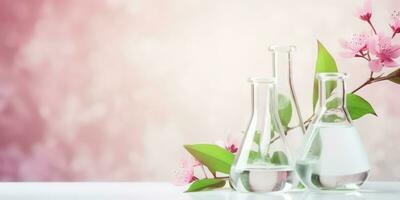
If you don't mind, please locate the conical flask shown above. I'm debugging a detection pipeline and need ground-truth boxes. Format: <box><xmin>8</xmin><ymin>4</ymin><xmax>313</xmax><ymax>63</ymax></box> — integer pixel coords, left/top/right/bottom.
<box><xmin>296</xmin><ymin>73</ymin><xmax>370</xmax><ymax>190</ymax></box>
<box><xmin>230</xmin><ymin>78</ymin><xmax>294</xmax><ymax>193</ymax></box>
<box><xmin>268</xmin><ymin>45</ymin><xmax>306</xmax><ymax>159</ymax></box>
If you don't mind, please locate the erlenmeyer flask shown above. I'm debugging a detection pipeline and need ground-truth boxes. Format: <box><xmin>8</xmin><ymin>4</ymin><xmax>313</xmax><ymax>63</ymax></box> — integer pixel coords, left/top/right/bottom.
<box><xmin>230</xmin><ymin>78</ymin><xmax>294</xmax><ymax>193</ymax></box>
<box><xmin>296</xmin><ymin>72</ymin><xmax>370</xmax><ymax>190</ymax></box>
<box><xmin>269</xmin><ymin>45</ymin><xmax>306</xmax><ymax>157</ymax></box>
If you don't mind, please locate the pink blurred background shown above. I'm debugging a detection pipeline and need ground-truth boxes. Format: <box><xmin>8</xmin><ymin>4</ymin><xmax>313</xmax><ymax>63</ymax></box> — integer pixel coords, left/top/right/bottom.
<box><xmin>0</xmin><ymin>0</ymin><xmax>399</xmax><ymax>181</ymax></box>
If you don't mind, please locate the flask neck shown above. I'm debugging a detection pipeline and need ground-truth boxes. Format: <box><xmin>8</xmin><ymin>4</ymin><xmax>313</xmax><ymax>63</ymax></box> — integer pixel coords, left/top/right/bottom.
<box><xmin>269</xmin><ymin>45</ymin><xmax>296</xmax><ymax>82</ymax></box>
<box><xmin>250</xmin><ymin>79</ymin><xmax>277</xmax><ymax>118</ymax></box>
<box><xmin>269</xmin><ymin>45</ymin><xmax>306</xmax><ymax>135</ymax></box>
<box><xmin>317</xmin><ymin>73</ymin><xmax>347</xmax><ymax>109</ymax></box>
<box><xmin>316</xmin><ymin>73</ymin><xmax>351</xmax><ymax>124</ymax></box>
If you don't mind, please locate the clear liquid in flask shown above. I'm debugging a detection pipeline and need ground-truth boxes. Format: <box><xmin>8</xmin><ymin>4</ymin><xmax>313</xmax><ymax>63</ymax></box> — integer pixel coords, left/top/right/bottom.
<box><xmin>296</xmin><ymin>123</ymin><xmax>369</xmax><ymax>190</ymax></box>
<box><xmin>230</xmin><ymin>165</ymin><xmax>293</xmax><ymax>192</ymax></box>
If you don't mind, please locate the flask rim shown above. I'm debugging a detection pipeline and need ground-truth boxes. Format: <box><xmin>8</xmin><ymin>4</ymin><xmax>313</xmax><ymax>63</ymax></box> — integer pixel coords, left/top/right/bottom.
<box><xmin>268</xmin><ymin>45</ymin><xmax>296</xmax><ymax>52</ymax></box>
<box><xmin>248</xmin><ymin>77</ymin><xmax>276</xmax><ymax>84</ymax></box>
<box><xmin>317</xmin><ymin>72</ymin><xmax>348</xmax><ymax>80</ymax></box>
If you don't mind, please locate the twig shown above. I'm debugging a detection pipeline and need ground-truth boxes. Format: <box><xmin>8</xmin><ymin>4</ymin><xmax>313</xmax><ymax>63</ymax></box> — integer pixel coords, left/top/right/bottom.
<box><xmin>351</xmin><ymin>72</ymin><xmax>396</xmax><ymax>94</ymax></box>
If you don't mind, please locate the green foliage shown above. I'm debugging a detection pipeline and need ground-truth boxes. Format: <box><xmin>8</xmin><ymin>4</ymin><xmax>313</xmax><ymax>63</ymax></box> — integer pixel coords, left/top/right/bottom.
<box><xmin>270</xmin><ymin>151</ymin><xmax>289</xmax><ymax>165</ymax></box>
<box><xmin>184</xmin><ymin>144</ymin><xmax>234</xmax><ymax>174</ymax></box>
<box><xmin>313</xmin><ymin>41</ymin><xmax>338</xmax><ymax>110</ymax></box>
<box><xmin>278</xmin><ymin>94</ymin><xmax>292</xmax><ymax>129</ymax></box>
<box><xmin>248</xmin><ymin>150</ymin><xmax>260</xmax><ymax>162</ymax></box>
<box><xmin>388</xmin><ymin>68</ymin><xmax>400</xmax><ymax>84</ymax></box>
<box><xmin>346</xmin><ymin>94</ymin><xmax>377</xmax><ymax>120</ymax></box>
<box><xmin>186</xmin><ymin>179</ymin><xmax>226</xmax><ymax>192</ymax></box>
<box><xmin>313</xmin><ymin>41</ymin><xmax>376</xmax><ymax>121</ymax></box>
<box><xmin>253</xmin><ymin>131</ymin><xmax>260</xmax><ymax>145</ymax></box>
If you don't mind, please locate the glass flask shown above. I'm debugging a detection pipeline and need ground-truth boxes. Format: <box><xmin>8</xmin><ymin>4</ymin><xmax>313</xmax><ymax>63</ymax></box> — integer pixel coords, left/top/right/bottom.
<box><xmin>230</xmin><ymin>78</ymin><xmax>294</xmax><ymax>193</ymax></box>
<box><xmin>269</xmin><ymin>45</ymin><xmax>306</xmax><ymax>156</ymax></box>
<box><xmin>296</xmin><ymin>72</ymin><xmax>370</xmax><ymax>190</ymax></box>
<box><xmin>269</xmin><ymin>45</ymin><xmax>306</xmax><ymax>189</ymax></box>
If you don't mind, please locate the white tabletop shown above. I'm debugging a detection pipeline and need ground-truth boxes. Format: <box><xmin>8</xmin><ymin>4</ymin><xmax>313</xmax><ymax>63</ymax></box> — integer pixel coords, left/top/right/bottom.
<box><xmin>0</xmin><ymin>182</ymin><xmax>398</xmax><ymax>200</ymax></box>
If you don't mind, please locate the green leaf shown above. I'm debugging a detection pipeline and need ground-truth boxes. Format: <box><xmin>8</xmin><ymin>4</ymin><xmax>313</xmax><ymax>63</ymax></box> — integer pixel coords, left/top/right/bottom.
<box><xmin>388</xmin><ymin>68</ymin><xmax>400</xmax><ymax>84</ymax></box>
<box><xmin>270</xmin><ymin>151</ymin><xmax>289</xmax><ymax>165</ymax></box>
<box><xmin>184</xmin><ymin>144</ymin><xmax>234</xmax><ymax>174</ymax></box>
<box><xmin>186</xmin><ymin>179</ymin><xmax>226</xmax><ymax>192</ymax></box>
<box><xmin>278</xmin><ymin>94</ymin><xmax>292</xmax><ymax>128</ymax></box>
<box><xmin>346</xmin><ymin>93</ymin><xmax>377</xmax><ymax>120</ymax></box>
<box><xmin>313</xmin><ymin>41</ymin><xmax>338</xmax><ymax>110</ymax></box>
<box><xmin>326</xmin><ymin>97</ymin><xmax>340</xmax><ymax>109</ymax></box>
<box><xmin>253</xmin><ymin>131</ymin><xmax>261</xmax><ymax>145</ymax></box>
<box><xmin>248</xmin><ymin>150</ymin><xmax>260</xmax><ymax>162</ymax></box>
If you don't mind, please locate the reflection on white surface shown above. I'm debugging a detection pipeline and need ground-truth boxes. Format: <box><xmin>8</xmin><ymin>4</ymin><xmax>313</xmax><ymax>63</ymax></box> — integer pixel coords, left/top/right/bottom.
<box><xmin>0</xmin><ymin>182</ymin><xmax>397</xmax><ymax>200</ymax></box>
<box><xmin>189</xmin><ymin>190</ymin><xmax>400</xmax><ymax>200</ymax></box>
<box><xmin>187</xmin><ymin>182</ymin><xmax>400</xmax><ymax>200</ymax></box>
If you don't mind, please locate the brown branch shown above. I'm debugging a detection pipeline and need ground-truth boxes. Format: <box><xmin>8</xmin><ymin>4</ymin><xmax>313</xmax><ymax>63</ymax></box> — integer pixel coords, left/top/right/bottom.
<box><xmin>351</xmin><ymin>71</ymin><xmax>398</xmax><ymax>93</ymax></box>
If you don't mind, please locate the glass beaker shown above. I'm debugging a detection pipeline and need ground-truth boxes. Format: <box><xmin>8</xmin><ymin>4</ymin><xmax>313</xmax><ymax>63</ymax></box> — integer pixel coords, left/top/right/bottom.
<box><xmin>296</xmin><ymin>72</ymin><xmax>370</xmax><ymax>190</ymax></box>
<box><xmin>269</xmin><ymin>45</ymin><xmax>306</xmax><ymax>156</ymax></box>
<box><xmin>230</xmin><ymin>78</ymin><xmax>294</xmax><ymax>193</ymax></box>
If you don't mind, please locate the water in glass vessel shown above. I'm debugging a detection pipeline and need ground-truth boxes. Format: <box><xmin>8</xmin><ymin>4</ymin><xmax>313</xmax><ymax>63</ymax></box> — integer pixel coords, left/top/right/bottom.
<box><xmin>296</xmin><ymin>73</ymin><xmax>369</xmax><ymax>190</ymax></box>
<box><xmin>229</xmin><ymin>78</ymin><xmax>294</xmax><ymax>193</ymax></box>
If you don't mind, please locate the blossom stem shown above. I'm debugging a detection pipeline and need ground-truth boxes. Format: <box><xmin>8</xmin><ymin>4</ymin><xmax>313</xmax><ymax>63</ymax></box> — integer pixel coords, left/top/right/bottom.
<box><xmin>367</xmin><ymin>20</ymin><xmax>377</xmax><ymax>35</ymax></box>
<box><xmin>351</xmin><ymin>72</ymin><xmax>396</xmax><ymax>93</ymax></box>
<box><xmin>392</xmin><ymin>32</ymin><xmax>397</xmax><ymax>39</ymax></box>
<box><xmin>355</xmin><ymin>55</ymin><xmax>370</xmax><ymax>61</ymax></box>
<box><xmin>355</xmin><ymin>53</ymin><xmax>371</xmax><ymax>61</ymax></box>
<box><xmin>366</xmin><ymin>51</ymin><xmax>371</xmax><ymax>61</ymax></box>
<box><xmin>351</xmin><ymin>77</ymin><xmax>373</xmax><ymax>94</ymax></box>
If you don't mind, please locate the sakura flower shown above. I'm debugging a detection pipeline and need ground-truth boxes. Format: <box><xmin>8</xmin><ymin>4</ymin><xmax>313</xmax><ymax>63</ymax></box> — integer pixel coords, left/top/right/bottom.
<box><xmin>181</xmin><ymin>156</ymin><xmax>201</xmax><ymax>167</ymax></box>
<box><xmin>390</xmin><ymin>11</ymin><xmax>400</xmax><ymax>38</ymax></box>
<box><xmin>356</xmin><ymin>0</ymin><xmax>377</xmax><ymax>34</ymax></box>
<box><xmin>340</xmin><ymin>33</ymin><xmax>370</xmax><ymax>58</ymax></box>
<box><xmin>173</xmin><ymin>157</ymin><xmax>200</xmax><ymax>186</ymax></box>
<box><xmin>216</xmin><ymin>134</ymin><xmax>241</xmax><ymax>153</ymax></box>
<box><xmin>368</xmin><ymin>33</ymin><xmax>400</xmax><ymax>71</ymax></box>
<box><xmin>356</xmin><ymin>0</ymin><xmax>372</xmax><ymax>22</ymax></box>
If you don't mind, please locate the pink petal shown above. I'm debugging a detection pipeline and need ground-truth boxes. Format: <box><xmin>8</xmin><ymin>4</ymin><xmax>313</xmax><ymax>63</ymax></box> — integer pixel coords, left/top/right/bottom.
<box><xmin>339</xmin><ymin>39</ymin><xmax>351</xmax><ymax>49</ymax></box>
<box><xmin>364</xmin><ymin>0</ymin><xmax>372</xmax><ymax>14</ymax></box>
<box><xmin>369</xmin><ymin>60</ymin><xmax>383</xmax><ymax>72</ymax></box>
<box><xmin>368</xmin><ymin>36</ymin><xmax>378</xmax><ymax>55</ymax></box>
<box><xmin>181</xmin><ymin>157</ymin><xmax>200</xmax><ymax>168</ymax></box>
<box><xmin>383</xmin><ymin>59</ymin><xmax>399</xmax><ymax>67</ymax></box>
<box><xmin>173</xmin><ymin>167</ymin><xmax>194</xmax><ymax>186</ymax></box>
<box><xmin>389</xmin><ymin>45</ymin><xmax>400</xmax><ymax>58</ymax></box>
<box><xmin>192</xmin><ymin>159</ymin><xmax>201</xmax><ymax>167</ymax></box>
<box><xmin>226</xmin><ymin>134</ymin><xmax>241</xmax><ymax>148</ymax></box>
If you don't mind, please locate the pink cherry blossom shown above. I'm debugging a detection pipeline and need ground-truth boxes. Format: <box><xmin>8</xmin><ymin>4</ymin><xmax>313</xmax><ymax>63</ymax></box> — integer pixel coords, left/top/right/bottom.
<box><xmin>173</xmin><ymin>157</ymin><xmax>199</xmax><ymax>186</ymax></box>
<box><xmin>390</xmin><ymin>11</ymin><xmax>400</xmax><ymax>38</ymax></box>
<box><xmin>216</xmin><ymin>134</ymin><xmax>241</xmax><ymax>153</ymax></box>
<box><xmin>356</xmin><ymin>0</ymin><xmax>372</xmax><ymax>22</ymax></box>
<box><xmin>368</xmin><ymin>33</ymin><xmax>400</xmax><ymax>72</ymax></box>
<box><xmin>340</xmin><ymin>33</ymin><xmax>370</xmax><ymax>58</ymax></box>
<box><xmin>181</xmin><ymin>156</ymin><xmax>201</xmax><ymax>167</ymax></box>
